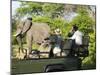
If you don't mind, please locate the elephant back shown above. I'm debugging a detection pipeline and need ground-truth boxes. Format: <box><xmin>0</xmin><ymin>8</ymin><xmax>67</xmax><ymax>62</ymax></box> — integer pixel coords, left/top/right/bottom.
<box><xmin>27</xmin><ymin>22</ymin><xmax>50</xmax><ymax>44</ymax></box>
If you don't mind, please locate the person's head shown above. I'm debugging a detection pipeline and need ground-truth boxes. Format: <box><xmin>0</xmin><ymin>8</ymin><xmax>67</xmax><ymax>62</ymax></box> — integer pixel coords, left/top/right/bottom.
<box><xmin>72</xmin><ymin>25</ymin><xmax>78</xmax><ymax>32</ymax></box>
<box><xmin>54</xmin><ymin>28</ymin><xmax>61</xmax><ymax>35</ymax></box>
<box><xmin>27</xmin><ymin>17</ymin><xmax>32</xmax><ymax>21</ymax></box>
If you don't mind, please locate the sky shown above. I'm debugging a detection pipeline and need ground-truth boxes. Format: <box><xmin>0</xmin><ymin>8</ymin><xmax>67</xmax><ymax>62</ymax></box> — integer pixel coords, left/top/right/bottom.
<box><xmin>12</xmin><ymin>1</ymin><xmax>20</xmax><ymax>15</ymax></box>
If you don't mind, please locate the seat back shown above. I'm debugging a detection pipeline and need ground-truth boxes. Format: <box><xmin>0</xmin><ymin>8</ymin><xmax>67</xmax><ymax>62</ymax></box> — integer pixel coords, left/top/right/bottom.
<box><xmin>77</xmin><ymin>36</ymin><xmax>89</xmax><ymax>57</ymax></box>
<box><xmin>62</xmin><ymin>39</ymin><xmax>73</xmax><ymax>56</ymax></box>
<box><xmin>63</xmin><ymin>39</ymin><xmax>72</xmax><ymax>50</ymax></box>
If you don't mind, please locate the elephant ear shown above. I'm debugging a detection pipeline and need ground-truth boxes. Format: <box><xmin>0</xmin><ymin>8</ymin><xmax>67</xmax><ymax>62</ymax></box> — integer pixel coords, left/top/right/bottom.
<box><xmin>21</xmin><ymin>20</ymin><xmax>32</xmax><ymax>35</ymax></box>
<box><xmin>15</xmin><ymin>21</ymin><xmax>25</xmax><ymax>36</ymax></box>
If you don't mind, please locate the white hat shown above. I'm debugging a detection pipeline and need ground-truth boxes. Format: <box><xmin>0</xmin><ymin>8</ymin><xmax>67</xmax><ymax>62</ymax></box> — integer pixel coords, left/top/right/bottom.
<box><xmin>55</xmin><ymin>28</ymin><xmax>61</xmax><ymax>35</ymax></box>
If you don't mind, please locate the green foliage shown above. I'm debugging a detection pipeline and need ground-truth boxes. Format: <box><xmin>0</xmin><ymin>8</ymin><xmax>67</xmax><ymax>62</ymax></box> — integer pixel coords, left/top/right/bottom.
<box><xmin>12</xmin><ymin>19</ymin><xmax>18</xmax><ymax>45</ymax></box>
<box><xmin>32</xmin><ymin>16</ymin><xmax>52</xmax><ymax>23</ymax></box>
<box><xmin>76</xmin><ymin>5</ymin><xmax>89</xmax><ymax>15</ymax></box>
<box><xmin>83</xmin><ymin>31</ymin><xmax>96</xmax><ymax>67</ymax></box>
<box><xmin>16</xmin><ymin>2</ymin><xmax>43</xmax><ymax>18</ymax></box>
<box><xmin>70</xmin><ymin>14</ymin><xmax>94</xmax><ymax>35</ymax></box>
<box><xmin>51</xmin><ymin>18</ymin><xmax>69</xmax><ymax>38</ymax></box>
<box><xmin>16</xmin><ymin>7</ymin><xmax>30</xmax><ymax>16</ymax></box>
<box><xmin>16</xmin><ymin>2</ymin><xmax>64</xmax><ymax>18</ymax></box>
<box><xmin>42</xmin><ymin>3</ymin><xmax>64</xmax><ymax>17</ymax></box>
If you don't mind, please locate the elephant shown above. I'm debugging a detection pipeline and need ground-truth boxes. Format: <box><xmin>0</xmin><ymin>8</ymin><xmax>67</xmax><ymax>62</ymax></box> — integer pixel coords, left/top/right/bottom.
<box><xmin>15</xmin><ymin>19</ymin><xmax>50</xmax><ymax>59</ymax></box>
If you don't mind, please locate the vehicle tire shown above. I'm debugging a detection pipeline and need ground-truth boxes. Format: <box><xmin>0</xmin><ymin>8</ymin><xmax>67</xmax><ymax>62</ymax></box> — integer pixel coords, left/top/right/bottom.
<box><xmin>45</xmin><ymin>64</ymin><xmax>65</xmax><ymax>72</ymax></box>
<box><xmin>46</xmin><ymin>68</ymin><xmax>64</xmax><ymax>72</ymax></box>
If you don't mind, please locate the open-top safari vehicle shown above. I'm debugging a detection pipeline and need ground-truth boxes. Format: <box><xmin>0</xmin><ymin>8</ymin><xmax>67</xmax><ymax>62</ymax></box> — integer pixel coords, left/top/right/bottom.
<box><xmin>11</xmin><ymin>35</ymin><xmax>89</xmax><ymax>74</ymax></box>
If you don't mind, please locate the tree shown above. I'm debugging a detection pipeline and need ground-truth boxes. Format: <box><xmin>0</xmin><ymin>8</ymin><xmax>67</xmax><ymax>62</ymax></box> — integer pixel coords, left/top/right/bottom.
<box><xmin>42</xmin><ymin>3</ymin><xmax>64</xmax><ymax>18</ymax></box>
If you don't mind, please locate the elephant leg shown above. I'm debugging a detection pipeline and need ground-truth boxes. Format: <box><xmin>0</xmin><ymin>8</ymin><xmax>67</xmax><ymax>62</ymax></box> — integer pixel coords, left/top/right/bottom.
<box><xmin>16</xmin><ymin>35</ymin><xmax>25</xmax><ymax>59</ymax></box>
<box><xmin>26</xmin><ymin>35</ymin><xmax>33</xmax><ymax>58</ymax></box>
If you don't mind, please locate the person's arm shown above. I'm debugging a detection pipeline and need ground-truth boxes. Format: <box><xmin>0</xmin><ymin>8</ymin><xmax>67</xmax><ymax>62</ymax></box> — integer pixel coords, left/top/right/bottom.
<box><xmin>67</xmin><ymin>32</ymin><xmax>74</xmax><ymax>37</ymax></box>
<box><xmin>70</xmin><ymin>32</ymin><xmax>76</xmax><ymax>39</ymax></box>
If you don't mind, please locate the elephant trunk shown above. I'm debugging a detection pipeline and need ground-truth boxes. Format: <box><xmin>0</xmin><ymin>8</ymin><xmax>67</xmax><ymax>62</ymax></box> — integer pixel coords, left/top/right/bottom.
<box><xmin>16</xmin><ymin>35</ymin><xmax>24</xmax><ymax>53</ymax></box>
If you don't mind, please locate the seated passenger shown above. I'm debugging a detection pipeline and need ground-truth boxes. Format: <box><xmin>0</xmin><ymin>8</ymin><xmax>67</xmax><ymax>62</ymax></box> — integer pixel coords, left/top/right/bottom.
<box><xmin>53</xmin><ymin>28</ymin><xmax>63</xmax><ymax>56</ymax></box>
<box><xmin>68</xmin><ymin>25</ymin><xmax>84</xmax><ymax>56</ymax></box>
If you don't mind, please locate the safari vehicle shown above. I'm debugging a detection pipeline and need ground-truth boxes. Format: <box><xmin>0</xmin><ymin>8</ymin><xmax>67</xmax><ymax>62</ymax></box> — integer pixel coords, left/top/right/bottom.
<box><xmin>11</xmin><ymin>36</ymin><xmax>89</xmax><ymax>74</ymax></box>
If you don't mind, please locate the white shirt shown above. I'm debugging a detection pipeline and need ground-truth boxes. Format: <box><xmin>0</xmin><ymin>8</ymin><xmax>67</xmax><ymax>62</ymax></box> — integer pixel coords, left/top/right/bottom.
<box><xmin>70</xmin><ymin>30</ymin><xmax>84</xmax><ymax>45</ymax></box>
